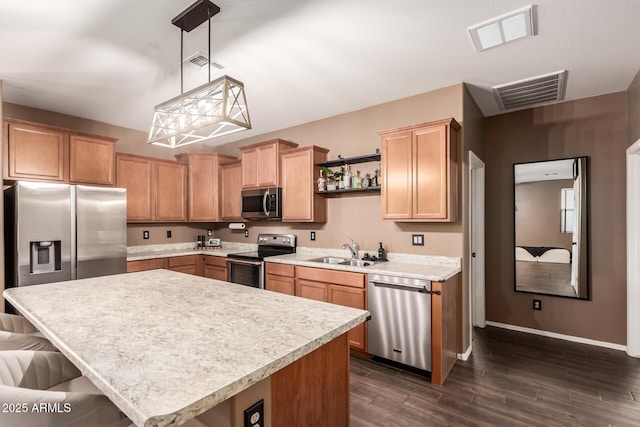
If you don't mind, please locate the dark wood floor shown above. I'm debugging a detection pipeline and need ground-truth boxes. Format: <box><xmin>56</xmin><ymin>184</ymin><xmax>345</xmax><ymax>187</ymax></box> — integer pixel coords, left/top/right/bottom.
<box><xmin>350</xmin><ymin>326</ymin><xmax>640</xmax><ymax>426</ymax></box>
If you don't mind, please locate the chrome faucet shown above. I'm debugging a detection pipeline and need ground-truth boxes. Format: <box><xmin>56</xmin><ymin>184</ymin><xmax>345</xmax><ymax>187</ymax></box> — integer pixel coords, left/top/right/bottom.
<box><xmin>342</xmin><ymin>238</ymin><xmax>359</xmax><ymax>259</ymax></box>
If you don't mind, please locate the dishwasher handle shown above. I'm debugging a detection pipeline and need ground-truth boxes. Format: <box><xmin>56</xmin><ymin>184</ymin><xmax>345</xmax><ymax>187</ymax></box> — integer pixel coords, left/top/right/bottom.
<box><xmin>369</xmin><ymin>280</ymin><xmax>441</xmax><ymax>295</ymax></box>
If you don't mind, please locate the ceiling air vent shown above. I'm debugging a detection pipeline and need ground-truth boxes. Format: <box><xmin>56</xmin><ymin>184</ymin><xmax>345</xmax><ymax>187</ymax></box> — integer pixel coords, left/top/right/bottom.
<box><xmin>184</xmin><ymin>52</ymin><xmax>224</xmax><ymax>71</ymax></box>
<box><xmin>492</xmin><ymin>70</ymin><xmax>567</xmax><ymax>111</ymax></box>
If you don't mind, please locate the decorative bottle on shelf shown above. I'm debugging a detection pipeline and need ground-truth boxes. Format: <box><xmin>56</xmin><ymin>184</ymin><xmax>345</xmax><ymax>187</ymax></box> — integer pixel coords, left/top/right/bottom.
<box><xmin>317</xmin><ymin>169</ymin><xmax>326</xmax><ymax>192</ymax></box>
<box><xmin>378</xmin><ymin>242</ymin><xmax>387</xmax><ymax>261</ymax></box>
<box><xmin>352</xmin><ymin>170</ymin><xmax>361</xmax><ymax>189</ymax></box>
<box><xmin>362</xmin><ymin>173</ymin><xmax>371</xmax><ymax>189</ymax></box>
<box><xmin>338</xmin><ymin>166</ymin><xmax>345</xmax><ymax>189</ymax></box>
<box><xmin>372</xmin><ymin>169</ymin><xmax>379</xmax><ymax>187</ymax></box>
<box><xmin>343</xmin><ymin>165</ymin><xmax>351</xmax><ymax>189</ymax></box>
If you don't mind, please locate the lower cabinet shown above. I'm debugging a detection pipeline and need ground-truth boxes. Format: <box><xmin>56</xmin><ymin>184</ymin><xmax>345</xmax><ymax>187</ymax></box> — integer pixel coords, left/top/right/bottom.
<box><xmin>296</xmin><ymin>266</ymin><xmax>367</xmax><ymax>352</ymax></box>
<box><xmin>203</xmin><ymin>255</ymin><xmax>227</xmax><ymax>281</ymax></box>
<box><xmin>265</xmin><ymin>263</ymin><xmax>295</xmax><ymax>296</ymax></box>
<box><xmin>168</xmin><ymin>255</ymin><xmax>198</xmax><ymax>276</ymax></box>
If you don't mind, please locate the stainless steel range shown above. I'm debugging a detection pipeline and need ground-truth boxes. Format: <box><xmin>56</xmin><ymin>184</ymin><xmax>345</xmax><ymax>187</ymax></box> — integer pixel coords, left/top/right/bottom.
<box><xmin>226</xmin><ymin>234</ymin><xmax>296</xmax><ymax>289</ymax></box>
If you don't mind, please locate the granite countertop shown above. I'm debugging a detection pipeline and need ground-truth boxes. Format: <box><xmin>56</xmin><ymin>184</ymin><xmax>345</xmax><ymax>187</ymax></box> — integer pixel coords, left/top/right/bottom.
<box><xmin>127</xmin><ymin>242</ymin><xmax>256</xmax><ymax>261</ymax></box>
<box><xmin>267</xmin><ymin>248</ymin><xmax>461</xmax><ymax>282</ymax></box>
<box><xmin>4</xmin><ymin>270</ymin><xmax>368</xmax><ymax>427</ymax></box>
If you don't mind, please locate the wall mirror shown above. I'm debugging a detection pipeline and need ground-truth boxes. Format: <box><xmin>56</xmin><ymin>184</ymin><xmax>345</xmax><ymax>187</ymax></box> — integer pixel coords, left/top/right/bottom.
<box><xmin>513</xmin><ymin>157</ymin><xmax>589</xmax><ymax>299</ymax></box>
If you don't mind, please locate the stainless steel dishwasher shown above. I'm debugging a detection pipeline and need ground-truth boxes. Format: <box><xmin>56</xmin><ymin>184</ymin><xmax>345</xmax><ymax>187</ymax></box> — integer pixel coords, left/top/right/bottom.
<box><xmin>367</xmin><ymin>274</ymin><xmax>433</xmax><ymax>373</ymax></box>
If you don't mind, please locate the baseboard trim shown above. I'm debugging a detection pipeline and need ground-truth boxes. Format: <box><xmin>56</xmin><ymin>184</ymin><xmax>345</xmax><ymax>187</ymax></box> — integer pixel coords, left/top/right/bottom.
<box><xmin>485</xmin><ymin>321</ymin><xmax>627</xmax><ymax>352</ymax></box>
<box><xmin>457</xmin><ymin>345</ymin><xmax>472</xmax><ymax>361</ymax></box>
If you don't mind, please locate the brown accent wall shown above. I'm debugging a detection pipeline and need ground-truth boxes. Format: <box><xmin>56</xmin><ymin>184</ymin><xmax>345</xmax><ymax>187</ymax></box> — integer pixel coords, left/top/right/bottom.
<box><xmin>484</xmin><ymin>92</ymin><xmax>627</xmax><ymax>345</ymax></box>
<box><xmin>628</xmin><ymin>70</ymin><xmax>640</xmax><ymax>147</ymax></box>
<box><xmin>0</xmin><ymin>82</ymin><xmax>4</xmax><ymax>311</ymax></box>
<box><xmin>212</xmin><ymin>84</ymin><xmax>465</xmax><ymax>257</ymax></box>
<box><xmin>515</xmin><ymin>180</ymin><xmax>574</xmax><ymax>249</ymax></box>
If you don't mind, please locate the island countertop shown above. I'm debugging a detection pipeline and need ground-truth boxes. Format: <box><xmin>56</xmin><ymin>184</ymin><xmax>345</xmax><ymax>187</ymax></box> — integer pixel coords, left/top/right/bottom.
<box><xmin>3</xmin><ymin>270</ymin><xmax>369</xmax><ymax>427</ymax></box>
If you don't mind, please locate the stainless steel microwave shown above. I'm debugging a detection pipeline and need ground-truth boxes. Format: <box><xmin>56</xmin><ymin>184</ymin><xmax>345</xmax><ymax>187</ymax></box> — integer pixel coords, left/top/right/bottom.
<box><xmin>241</xmin><ymin>187</ymin><xmax>282</xmax><ymax>220</ymax></box>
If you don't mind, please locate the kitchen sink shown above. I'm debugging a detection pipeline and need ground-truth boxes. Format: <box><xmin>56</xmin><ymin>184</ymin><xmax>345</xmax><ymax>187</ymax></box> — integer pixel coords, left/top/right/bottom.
<box><xmin>308</xmin><ymin>257</ymin><xmax>377</xmax><ymax>267</ymax></box>
<box><xmin>308</xmin><ymin>257</ymin><xmax>349</xmax><ymax>264</ymax></box>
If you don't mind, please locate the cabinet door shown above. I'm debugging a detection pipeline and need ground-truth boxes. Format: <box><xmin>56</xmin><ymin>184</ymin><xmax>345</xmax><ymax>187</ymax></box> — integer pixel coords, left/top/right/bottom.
<box><xmin>170</xmin><ymin>264</ymin><xmax>198</xmax><ymax>275</ymax></box>
<box><xmin>155</xmin><ymin>161</ymin><xmax>187</xmax><ymax>221</ymax></box>
<box><xmin>296</xmin><ymin>279</ymin><xmax>328</xmax><ymax>302</ymax></box>
<box><xmin>69</xmin><ymin>135</ymin><xmax>116</xmax><ymax>185</ymax></box>
<box><xmin>381</xmin><ymin>131</ymin><xmax>413</xmax><ymax>220</ymax></box>
<box><xmin>203</xmin><ymin>256</ymin><xmax>227</xmax><ymax>281</ymax></box>
<box><xmin>241</xmin><ymin>147</ymin><xmax>258</xmax><ymax>188</ymax></box>
<box><xmin>413</xmin><ymin>125</ymin><xmax>448</xmax><ymax>220</ymax></box>
<box><xmin>281</xmin><ymin>148</ymin><xmax>314</xmax><ymax>222</ymax></box>
<box><xmin>6</xmin><ymin>122</ymin><xmax>65</xmax><ymax>181</ymax></box>
<box><xmin>266</xmin><ymin>274</ymin><xmax>295</xmax><ymax>295</ymax></box>
<box><xmin>329</xmin><ymin>285</ymin><xmax>367</xmax><ymax>351</ymax></box>
<box><xmin>182</xmin><ymin>154</ymin><xmax>218</xmax><ymax>222</ymax></box>
<box><xmin>256</xmin><ymin>144</ymin><xmax>278</xmax><ymax>187</ymax></box>
<box><xmin>116</xmin><ymin>154</ymin><xmax>154</xmax><ymax>222</ymax></box>
<box><xmin>221</xmin><ymin>160</ymin><xmax>243</xmax><ymax>221</ymax></box>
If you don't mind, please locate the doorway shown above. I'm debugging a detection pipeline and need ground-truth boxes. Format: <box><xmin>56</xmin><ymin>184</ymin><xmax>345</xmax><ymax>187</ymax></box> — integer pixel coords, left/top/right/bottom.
<box><xmin>469</xmin><ymin>151</ymin><xmax>486</xmax><ymax>348</ymax></box>
<box><xmin>627</xmin><ymin>139</ymin><xmax>640</xmax><ymax>357</ymax></box>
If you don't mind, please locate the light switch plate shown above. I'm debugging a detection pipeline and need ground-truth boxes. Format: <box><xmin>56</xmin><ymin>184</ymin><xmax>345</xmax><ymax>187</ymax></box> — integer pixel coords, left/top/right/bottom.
<box><xmin>412</xmin><ymin>234</ymin><xmax>424</xmax><ymax>246</ymax></box>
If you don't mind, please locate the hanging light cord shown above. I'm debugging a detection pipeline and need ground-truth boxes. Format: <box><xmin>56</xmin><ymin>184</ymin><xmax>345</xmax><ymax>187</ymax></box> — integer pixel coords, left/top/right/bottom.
<box><xmin>180</xmin><ymin>29</ymin><xmax>184</xmax><ymax>94</ymax></box>
<box><xmin>208</xmin><ymin>9</ymin><xmax>211</xmax><ymax>83</ymax></box>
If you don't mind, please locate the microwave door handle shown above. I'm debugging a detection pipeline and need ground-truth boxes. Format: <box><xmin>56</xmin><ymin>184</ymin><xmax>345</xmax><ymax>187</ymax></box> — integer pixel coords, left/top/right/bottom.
<box><xmin>263</xmin><ymin>190</ymin><xmax>269</xmax><ymax>216</ymax></box>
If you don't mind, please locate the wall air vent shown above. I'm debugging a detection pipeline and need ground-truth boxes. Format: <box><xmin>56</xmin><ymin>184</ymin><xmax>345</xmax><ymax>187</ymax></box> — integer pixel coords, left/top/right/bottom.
<box><xmin>184</xmin><ymin>52</ymin><xmax>224</xmax><ymax>70</ymax></box>
<box><xmin>492</xmin><ymin>70</ymin><xmax>567</xmax><ymax>111</ymax></box>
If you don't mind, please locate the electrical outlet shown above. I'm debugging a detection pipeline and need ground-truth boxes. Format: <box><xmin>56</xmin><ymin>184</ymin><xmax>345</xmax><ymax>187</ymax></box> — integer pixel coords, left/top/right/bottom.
<box><xmin>244</xmin><ymin>229</ymin><xmax>249</xmax><ymax>238</ymax></box>
<box><xmin>207</xmin><ymin>229</ymin><xmax>212</xmax><ymax>237</ymax></box>
<box><xmin>143</xmin><ymin>230</ymin><xmax>149</xmax><ymax>240</ymax></box>
<box><xmin>412</xmin><ymin>234</ymin><xmax>424</xmax><ymax>246</ymax></box>
<box><xmin>310</xmin><ymin>231</ymin><xmax>316</xmax><ymax>241</ymax></box>
<box><xmin>166</xmin><ymin>230</ymin><xmax>172</xmax><ymax>238</ymax></box>
<box><xmin>243</xmin><ymin>399</ymin><xmax>264</xmax><ymax>427</ymax></box>
<box><xmin>533</xmin><ymin>299</ymin><xmax>542</xmax><ymax>310</ymax></box>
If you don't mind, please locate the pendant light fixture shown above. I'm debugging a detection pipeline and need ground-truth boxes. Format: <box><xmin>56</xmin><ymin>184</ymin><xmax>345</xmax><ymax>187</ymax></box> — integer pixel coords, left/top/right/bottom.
<box><xmin>148</xmin><ymin>0</ymin><xmax>251</xmax><ymax>148</ymax></box>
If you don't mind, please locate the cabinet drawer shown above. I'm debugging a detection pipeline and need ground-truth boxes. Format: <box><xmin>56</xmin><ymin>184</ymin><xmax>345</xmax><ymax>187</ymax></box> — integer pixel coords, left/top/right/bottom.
<box><xmin>127</xmin><ymin>258</ymin><xmax>168</xmax><ymax>272</ymax></box>
<box><xmin>266</xmin><ymin>262</ymin><xmax>295</xmax><ymax>277</ymax></box>
<box><xmin>203</xmin><ymin>255</ymin><xmax>227</xmax><ymax>268</ymax></box>
<box><xmin>297</xmin><ymin>266</ymin><xmax>365</xmax><ymax>288</ymax></box>
<box><xmin>168</xmin><ymin>255</ymin><xmax>197</xmax><ymax>268</ymax></box>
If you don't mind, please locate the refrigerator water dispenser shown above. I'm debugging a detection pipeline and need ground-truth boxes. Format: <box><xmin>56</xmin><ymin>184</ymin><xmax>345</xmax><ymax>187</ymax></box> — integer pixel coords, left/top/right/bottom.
<box><xmin>30</xmin><ymin>241</ymin><xmax>62</xmax><ymax>274</ymax></box>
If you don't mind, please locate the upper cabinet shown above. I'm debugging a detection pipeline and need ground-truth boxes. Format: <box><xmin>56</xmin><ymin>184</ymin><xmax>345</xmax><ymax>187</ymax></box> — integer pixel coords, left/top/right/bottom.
<box><xmin>3</xmin><ymin>119</ymin><xmax>117</xmax><ymax>185</ymax></box>
<box><xmin>240</xmin><ymin>139</ymin><xmax>298</xmax><ymax>189</ymax></box>
<box><xmin>116</xmin><ymin>153</ymin><xmax>187</xmax><ymax>222</ymax></box>
<box><xmin>281</xmin><ymin>145</ymin><xmax>328</xmax><ymax>222</ymax></box>
<box><xmin>69</xmin><ymin>135</ymin><xmax>116</xmax><ymax>185</ymax></box>
<box><xmin>220</xmin><ymin>159</ymin><xmax>244</xmax><ymax>222</ymax></box>
<box><xmin>379</xmin><ymin>118</ymin><xmax>460</xmax><ymax>222</ymax></box>
<box><xmin>176</xmin><ymin>152</ymin><xmax>237</xmax><ymax>222</ymax></box>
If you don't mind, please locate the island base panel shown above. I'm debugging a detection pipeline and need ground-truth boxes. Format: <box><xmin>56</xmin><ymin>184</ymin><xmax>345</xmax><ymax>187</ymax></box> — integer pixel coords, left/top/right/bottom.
<box><xmin>271</xmin><ymin>333</ymin><xmax>350</xmax><ymax>427</ymax></box>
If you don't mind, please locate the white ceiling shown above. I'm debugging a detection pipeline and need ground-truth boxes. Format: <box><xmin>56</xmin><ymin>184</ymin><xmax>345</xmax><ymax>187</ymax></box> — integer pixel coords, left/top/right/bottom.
<box><xmin>1</xmin><ymin>0</ymin><xmax>639</xmax><ymax>147</ymax></box>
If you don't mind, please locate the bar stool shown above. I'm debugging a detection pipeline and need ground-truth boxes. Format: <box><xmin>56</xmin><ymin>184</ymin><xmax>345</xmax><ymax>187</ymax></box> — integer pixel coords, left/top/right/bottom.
<box><xmin>0</xmin><ymin>313</ymin><xmax>39</xmax><ymax>334</ymax></box>
<box><xmin>0</xmin><ymin>330</ymin><xmax>57</xmax><ymax>351</ymax></box>
<box><xmin>0</xmin><ymin>350</ymin><xmax>130</xmax><ymax>427</ymax></box>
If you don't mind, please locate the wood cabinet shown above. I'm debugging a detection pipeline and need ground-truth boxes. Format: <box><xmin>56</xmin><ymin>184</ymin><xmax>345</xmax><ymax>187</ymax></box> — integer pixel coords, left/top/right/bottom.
<box><xmin>296</xmin><ymin>266</ymin><xmax>367</xmax><ymax>351</ymax></box>
<box><xmin>168</xmin><ymin>255</ymin><xmax>198</xmax><ymax>275</ymax></box>
<box><xmin>176</xmin><ymin>152</ymin><xmax>237</xmax><ymax>222</ymax></box>
<box><xmin>126</xmin><ymin>258</ymin><xmax>168</xmax><ymax>272</ymax></box>
<box><xmin>203</xmin><ymin>255</ymin><xmax>227</xmax><ymax>281</ymax></box>
<box><xmin>3</xmin><ymin>119</ymin><xmax>117</xmax><ymax>185</ymax></box>
<box><xmin>379</xmin><ymin>118</ymin><xmax>459</xmax><ymax>222</ymax></box>
<box><xmin>265</xmin><ymin>263</ymin><xmax>295</xmax><ymax>295</ymax></box>
<box><xmin>69</xmin><ymin>135</ymin><xmax>116</xmax><ymax>185</ymax></box>
<box><xmin>281</xmin><ymin>145</ymin><xmax>328</xmax><ymax>222</ymax></box>
<box><xmin>240</xmin><ymin>139</ymin><xmax>298</xmax><ymax>189</ymax></box>
<box><xmin>220</xmin><ymin>160</ymin><xmax>243</xmax><ymax>221</ymax></box>
<box><xmin>116</xmin><ymin>154</ymin><xmax>154</xmax><ymax>221</ymax></box>
<box><xmin>431</xmin><ymin>274</ymin><xmax>459</xmax><ymax>386</ymax></box>
<box><xmin>116</xmin><ymin>153</ymin><xmax>187</xmax><ymax>222</ymax></box>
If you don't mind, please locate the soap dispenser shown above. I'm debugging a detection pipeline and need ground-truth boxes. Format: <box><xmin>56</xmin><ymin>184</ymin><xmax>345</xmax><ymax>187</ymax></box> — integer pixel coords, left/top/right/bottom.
<box><xmin>378</xmin><ymin>242</ymin><xmax>387</xmax><ymax>261</ymax></box>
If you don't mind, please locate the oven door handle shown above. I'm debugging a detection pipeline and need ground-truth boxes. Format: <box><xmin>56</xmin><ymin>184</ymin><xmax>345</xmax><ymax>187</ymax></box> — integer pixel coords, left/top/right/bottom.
<box><xmin>227</xmin><ymin>258</ymin><xmax>264</xmax><ymax>267</ymax></box>
<box><xmin>263</xmin><ymin>191</ymin><xmax>270</xmax><ymax>216</ymax></box>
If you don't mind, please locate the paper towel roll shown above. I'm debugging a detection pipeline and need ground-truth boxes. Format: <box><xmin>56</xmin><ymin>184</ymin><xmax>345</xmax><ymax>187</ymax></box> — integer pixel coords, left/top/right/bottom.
<box><xmin>229</xmin><ymin>223</ymin><xmax>246</xmax><ymax>230</ymax></box>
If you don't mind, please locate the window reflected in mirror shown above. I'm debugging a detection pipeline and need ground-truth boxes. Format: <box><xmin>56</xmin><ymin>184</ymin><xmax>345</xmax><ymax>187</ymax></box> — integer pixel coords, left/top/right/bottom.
<box><xmin>514</xmin><ymin>157</ymin><xmax>589</xmax><ymax>299</ymax></box>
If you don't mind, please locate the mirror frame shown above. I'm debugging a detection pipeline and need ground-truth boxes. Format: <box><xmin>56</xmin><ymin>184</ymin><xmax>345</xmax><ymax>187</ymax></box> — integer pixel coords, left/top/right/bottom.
<box><xmin>513</xmin><ymin>156</ymin><xmax>590</xmax><ymax>300</ymax></box>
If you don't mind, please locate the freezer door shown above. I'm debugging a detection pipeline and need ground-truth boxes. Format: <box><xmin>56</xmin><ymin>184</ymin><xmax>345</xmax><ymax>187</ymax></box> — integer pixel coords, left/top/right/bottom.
<box><xmin>75</xmin><ymin>185</ymin><xmax>127</xmax><ymax>279</ymax></box>
<box><xmin>10</xmin><ymin>182</ymin><xmax>73</xmax><ymax>286</ymax></box>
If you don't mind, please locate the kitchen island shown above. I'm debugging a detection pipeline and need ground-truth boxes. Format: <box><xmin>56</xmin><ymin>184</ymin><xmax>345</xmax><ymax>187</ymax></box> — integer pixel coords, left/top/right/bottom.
<box><xmin>3</xmin><ymin>270</ymin><xmax>369</xmax><ymax>427</ymax></box>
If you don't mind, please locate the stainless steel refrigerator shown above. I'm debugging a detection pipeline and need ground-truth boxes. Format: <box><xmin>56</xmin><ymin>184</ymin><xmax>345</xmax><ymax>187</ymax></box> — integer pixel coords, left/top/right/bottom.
<box><xmin>4</xmin><ymin>181</ymin><xmax>127</xmax><ymax>297</ymax></box>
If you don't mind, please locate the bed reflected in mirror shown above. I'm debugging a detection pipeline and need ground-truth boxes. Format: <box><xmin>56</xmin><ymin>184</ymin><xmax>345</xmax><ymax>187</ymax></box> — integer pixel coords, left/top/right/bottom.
<box><xmin>514</xmin><ymin>157</ymin><xmax>589</xmax><ymax>299</ymax></box>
